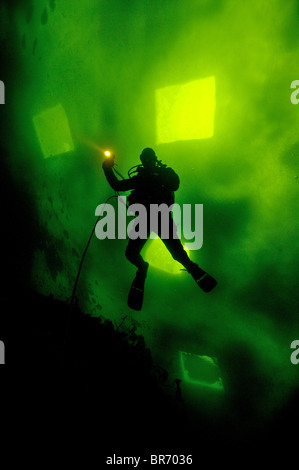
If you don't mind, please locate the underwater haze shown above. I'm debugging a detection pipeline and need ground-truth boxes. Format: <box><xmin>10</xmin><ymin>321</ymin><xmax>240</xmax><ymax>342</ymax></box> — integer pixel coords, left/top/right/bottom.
<box><xmin>1</xmin><ymin>0</ymin><xmax>299</xmax><ymax>419</ymax></box>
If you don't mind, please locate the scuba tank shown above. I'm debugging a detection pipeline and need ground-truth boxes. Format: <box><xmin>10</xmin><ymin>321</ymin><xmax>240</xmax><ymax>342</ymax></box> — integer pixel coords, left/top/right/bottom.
<box><xmin>127</xmin><ymin>161</ymin><xmax>177</xmax><ymax>206</ymax></box>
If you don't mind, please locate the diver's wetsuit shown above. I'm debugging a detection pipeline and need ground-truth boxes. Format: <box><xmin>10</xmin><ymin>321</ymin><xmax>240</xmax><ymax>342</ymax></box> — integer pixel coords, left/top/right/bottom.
<box><xmin>103</xmin><ymin>163</ymin><xmax>198</xmax><ymax>273</ymax></box>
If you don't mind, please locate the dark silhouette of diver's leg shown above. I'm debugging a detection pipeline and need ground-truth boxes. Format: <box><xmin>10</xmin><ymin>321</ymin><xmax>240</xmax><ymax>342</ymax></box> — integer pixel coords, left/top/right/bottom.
<box><xmin>162</xmin><ymin>236</ymin><xmax>199</xmax><ymax>271</ymax></box>
<box><xmin>161</xmin><ymin>216</ymin><xmax>217</xmax><ymax>292</ymax></box>
<box><xmin>125</xmin><ymin>238</ymin><xmax>148</xmax><ymax>271</ymax></box>
<box><xmin>162</xmin><ymin>236</ymin><xmax>217</xmax><ymax>292</ymax></box>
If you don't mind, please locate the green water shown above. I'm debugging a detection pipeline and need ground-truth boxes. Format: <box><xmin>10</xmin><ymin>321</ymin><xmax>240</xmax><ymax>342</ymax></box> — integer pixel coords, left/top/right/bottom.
<box><xmin>2</xmin><ymin>0</ymin><xmax>299</xmax><ymax>416</ymax></box>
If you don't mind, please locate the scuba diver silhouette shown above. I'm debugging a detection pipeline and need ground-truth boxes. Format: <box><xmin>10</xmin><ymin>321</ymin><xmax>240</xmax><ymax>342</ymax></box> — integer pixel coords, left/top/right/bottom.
<box><xmin>102</xmin><ymin>147</ymin><xmax>217</xmax><ymax>310</ymax></box>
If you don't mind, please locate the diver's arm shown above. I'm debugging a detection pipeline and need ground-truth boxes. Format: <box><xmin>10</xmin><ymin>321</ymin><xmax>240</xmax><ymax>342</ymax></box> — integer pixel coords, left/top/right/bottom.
<box><xmin>102</xmin><ymin>160</ymin><xmax>135</xmax><ymax>191</ymax></box>
<box><xmin>159</xmin><ymin>167</ymin><xmax>180</xmax><ymax>191</ymax></box>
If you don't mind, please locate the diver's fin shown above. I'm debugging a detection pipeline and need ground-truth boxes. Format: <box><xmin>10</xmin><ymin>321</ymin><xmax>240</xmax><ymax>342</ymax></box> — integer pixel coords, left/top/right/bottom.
<box><xmin>195</xmin><ymin>273</ymin><xmax>217</xmax><ymax>292</ymax></box>
<box><xmin>188</xmin><ymin>263</ymin><xmax>217</xmax><ymax>292</ymax></box>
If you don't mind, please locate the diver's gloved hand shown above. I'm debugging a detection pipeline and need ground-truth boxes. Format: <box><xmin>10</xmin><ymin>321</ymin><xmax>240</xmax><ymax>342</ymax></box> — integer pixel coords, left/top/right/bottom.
<box><xmin>102</xmin><ymin>154</ymin><xmax>115</xmax><ymax>169</ymax></box>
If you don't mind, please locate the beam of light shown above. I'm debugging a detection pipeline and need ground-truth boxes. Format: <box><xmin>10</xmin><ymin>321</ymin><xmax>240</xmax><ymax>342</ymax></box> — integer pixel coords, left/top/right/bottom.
<box><xmin>156</xmin><ymin>76</ymin><xmax>216</xmax><ymax>144</ymax></box>
<box><xmin>33</xmin><ymin>103</ymin><xmax>74</xmax><ymax>158</ymax></box>
<box><xmin>83</xmin><ymin>139</ymin><xmax>113</xmax><ymax>158</ymax></box>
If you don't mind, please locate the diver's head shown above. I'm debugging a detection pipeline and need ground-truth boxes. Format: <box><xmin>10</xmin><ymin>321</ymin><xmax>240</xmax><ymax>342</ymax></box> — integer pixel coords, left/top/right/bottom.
<box><xmin>140</xmin><ymin>148</ymin><xmax>157</xmax><ymax>169</ymax></box>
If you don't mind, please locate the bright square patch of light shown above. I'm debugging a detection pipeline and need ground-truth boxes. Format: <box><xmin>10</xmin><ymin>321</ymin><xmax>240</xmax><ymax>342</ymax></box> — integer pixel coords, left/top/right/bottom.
<box><xmin>180</xmin><ymin>351</ymin><xmax>223</xmax><ymax>390</ymax></box>
<box><xmin>156</xmin><ymin>76</ymin><xmax>215</xmax><ymax>144</ymax></box>
<box><xmin>33</xmin><ymin>103</ymin><xmax>74</xmax><ymax>158</ymax></box>
<box><xmin>142</xmin><ymin>236</ymin><xmax>187</xmax><ymax>274</ymax></box>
